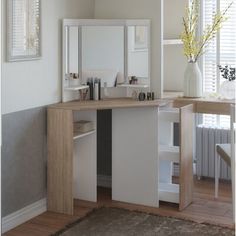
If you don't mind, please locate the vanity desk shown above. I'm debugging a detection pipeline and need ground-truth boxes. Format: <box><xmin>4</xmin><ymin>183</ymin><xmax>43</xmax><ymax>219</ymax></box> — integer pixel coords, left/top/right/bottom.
<box><xmin>50</xmin><ymin>17</ymin><xmax>235</xmax><ymax>216</ymax></box>
<box><xmin>47</xmin><ymin>96</ymin><xmax>234</xmax><ymax>215</ymax></box>
<box><xmin>47</xmin><ymin>98</ymin><xmax>168</xmax><ymax>215</ymax></box>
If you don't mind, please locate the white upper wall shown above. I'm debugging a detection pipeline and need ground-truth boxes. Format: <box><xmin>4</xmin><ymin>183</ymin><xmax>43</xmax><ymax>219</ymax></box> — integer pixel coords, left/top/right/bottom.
<box><xmin>2</xmin><ymin>0</ymin><xmax>95</xmax><ymax>114</ymax></box>
<box><xmin>94</xmin><ymin>0</ymin><xmax>163</xmax><ymax>97</ymax></box>
<box><xmin>163</xmin><ymin>0</ymin><xmax>188</xmax><ymax>92</ymax></box>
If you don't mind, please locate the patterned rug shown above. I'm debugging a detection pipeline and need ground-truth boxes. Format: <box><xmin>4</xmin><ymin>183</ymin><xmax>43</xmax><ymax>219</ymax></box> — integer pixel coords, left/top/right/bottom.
<box><xmin>53</xmin><ymin>207</ymin><xmax>234</xmax><ymax>236</ymax></box>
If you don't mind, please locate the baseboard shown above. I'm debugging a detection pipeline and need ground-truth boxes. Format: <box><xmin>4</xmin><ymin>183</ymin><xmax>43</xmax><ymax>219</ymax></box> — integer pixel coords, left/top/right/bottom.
<box><xmin>2</xmin><ymin>198</ymin><xmax>47</xmax><ymax>233</ymax></box>
<box><xmin>97</xmin><ymin>175</ymin><xmax>111</xmax><ymax>188</ymax></box>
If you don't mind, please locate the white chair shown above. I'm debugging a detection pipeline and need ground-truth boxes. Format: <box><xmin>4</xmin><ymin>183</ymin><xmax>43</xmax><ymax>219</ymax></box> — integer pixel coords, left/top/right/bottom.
<box><xmin>215</xmin><ymin>105</ymin><xmax>235</xmax><ymax>222</ymax></box>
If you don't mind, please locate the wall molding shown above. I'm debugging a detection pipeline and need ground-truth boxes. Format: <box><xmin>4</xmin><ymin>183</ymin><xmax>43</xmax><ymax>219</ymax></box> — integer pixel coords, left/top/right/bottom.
<box><xmin>97</xmin><ymin>175</ymin><xmax>111</xmax><ymax>188</ymax></box>
<box><xmin>2</xmin><ymin>198</ymin><xmax>47</xmax><ymax>233</ymax></box>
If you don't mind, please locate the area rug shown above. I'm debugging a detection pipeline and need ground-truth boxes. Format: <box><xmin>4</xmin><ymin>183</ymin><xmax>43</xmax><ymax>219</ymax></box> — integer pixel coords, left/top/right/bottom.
<box><xmin>53</xmin><ymin>207</ymin><xmax>234</xmax><ymax>236</ymax></box>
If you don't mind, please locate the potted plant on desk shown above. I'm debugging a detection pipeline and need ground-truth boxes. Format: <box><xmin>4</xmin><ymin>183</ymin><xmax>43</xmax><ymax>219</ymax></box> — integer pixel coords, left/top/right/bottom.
<box><xmin>218</xmin><ymin>65</ymin><xmax>236</xmax><ymax>99</ymax></box>
<box><xmin>181</xmin><ymin>0</ymin><xmax>233</xmax><ymax>98</ymax></box>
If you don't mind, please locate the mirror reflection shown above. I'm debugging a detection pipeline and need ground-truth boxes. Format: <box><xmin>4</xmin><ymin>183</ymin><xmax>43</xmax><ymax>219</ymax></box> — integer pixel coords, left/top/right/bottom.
<box><xmin>128</xmin><ymin>26</ymin><xmax>149</xmax><ymax>81</ymax></box>
<box><xmin>81</xmin><ymin>26</ymin><xmax>125</xmax><ymax>87</ymax></box>
<box><xmin>67</xmin><ymin>26</ymin><xmax>79</xmax><ymax>78</ymax></box>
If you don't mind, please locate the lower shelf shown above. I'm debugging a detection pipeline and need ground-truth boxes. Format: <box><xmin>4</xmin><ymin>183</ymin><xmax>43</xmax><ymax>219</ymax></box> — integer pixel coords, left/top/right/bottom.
<box><xmin>65</xmin><ymin>85</ymin><xmax>89</xmax><ymax>91</ymax></box>
<box><xmin>159</xmin><ymin>109</ymin><xmax>179</xmax><ymax>123</ymax></box>
<box><xmin>159</xmin><ymin>183</ymin><xmax>179</xmax><ymax>204</ymax></box>
<box><xmin>117</xmin><ymin>84</ymin><xmax>149</xmax><ymax>88</ymax></box>
<box><xmin>73</xmin><ymin>130</ymin><xmax>96</xmax><ymax>140</ymax></box>
<box><xmin>159</xmin><ymin>145</ymin><xmax>179</xmax><ymax>163</ymax></box>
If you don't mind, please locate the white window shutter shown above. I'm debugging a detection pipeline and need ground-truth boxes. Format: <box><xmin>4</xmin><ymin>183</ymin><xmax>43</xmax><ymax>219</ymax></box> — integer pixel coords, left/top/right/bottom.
<box><xmin>8</xmin><ymin>0</ymin><xmax>41</xmax><ymax>61</ymax></box>
<box><xmin>202</xmin><ymin>0</ymin><xmax>235</xmax><ymax>128</ymax></box>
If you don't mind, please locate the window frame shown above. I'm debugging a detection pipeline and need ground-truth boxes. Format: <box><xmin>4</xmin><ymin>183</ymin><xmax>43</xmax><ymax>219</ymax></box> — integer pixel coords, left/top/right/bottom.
<box><xmin>7</xmin><ymin>0</ymin><xmax>42</xmax><ymax>62</ymax></box>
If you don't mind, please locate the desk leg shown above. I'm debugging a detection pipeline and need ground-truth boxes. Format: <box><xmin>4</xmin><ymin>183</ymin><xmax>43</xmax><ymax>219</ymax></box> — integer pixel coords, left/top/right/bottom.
<box><xmin>112</xmin><ymin>107</ymin><xmax>159</xmax><ymax>207</ymax></box>
<box><xmin>179</xmin><ymin>104</ymin><xmax>194</xmax><ymax>211</ymax></box>
<box><xmin>47</xmin><ymin>108</ymin><xmax>73</xmax><ymax>215</ymax></box>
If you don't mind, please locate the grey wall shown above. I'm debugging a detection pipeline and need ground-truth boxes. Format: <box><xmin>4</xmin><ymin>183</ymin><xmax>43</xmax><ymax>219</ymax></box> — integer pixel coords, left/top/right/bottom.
<box><xmin>2</xmin><ymin>108</ymin><xmax>47</xmax><ymax>217</ymax></box>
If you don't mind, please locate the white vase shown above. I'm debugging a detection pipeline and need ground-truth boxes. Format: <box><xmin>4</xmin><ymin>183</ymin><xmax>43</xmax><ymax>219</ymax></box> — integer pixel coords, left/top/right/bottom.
<box><xmin>220</xmin><ymin>80</ymin><xmax>236</xmax><ymax>100</ymax></box>
<box><xmin>184</xmin><ymin>62</ymin><xmax>203</xmax><ymax>98</ymax></box>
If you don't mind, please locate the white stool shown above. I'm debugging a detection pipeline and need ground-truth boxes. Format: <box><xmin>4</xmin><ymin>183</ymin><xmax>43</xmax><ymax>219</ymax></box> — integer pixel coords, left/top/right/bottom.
<box><xmin>215</xmin><ymin>104</ymin><xmax>235</xmax><ymax>223</ymax></box>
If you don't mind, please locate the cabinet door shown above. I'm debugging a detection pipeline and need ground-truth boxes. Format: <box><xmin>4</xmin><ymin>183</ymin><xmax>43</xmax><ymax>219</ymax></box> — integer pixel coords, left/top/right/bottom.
<box><xmin>179</xmin><ymin>104</ymin><xmax>194</xmax><ymax>211</ymax></box>
<box><xmin>112</xmin><ymin>107</ymin><xmax>159</xmax><ymax>207</ymax></box>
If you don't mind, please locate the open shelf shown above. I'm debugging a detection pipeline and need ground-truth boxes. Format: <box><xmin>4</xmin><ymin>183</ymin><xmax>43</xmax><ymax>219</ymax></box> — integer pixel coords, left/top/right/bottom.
<box><xmin>159</xmin><ymin>145</ymin><xmax>179</xmax><ymax>163</ymax></box>
<box><xmin>73</xmin><ymin>130</ymin><xmax>96</xmax><ymax>140</ymax></box>
<box><xmin>159</xmin><ymin>183</ymin><xmax>179</xmax><ymax>203</ymax></box>
<box><xmin>163</xmin><ymin>39</ymin><xmax>183</xmax><ymax>45</ymax></box>
<box><xmin>65</xmin><ymin>85</ymin><xmax>89</xmax><ymax>91</ymax></box>
<box><xmin>117</xmin><ymin>84</ymin><xmax>149</xmax><ymax>88</ymax></box>
<box><xmin>159</xmin><ymin>109</ymin><xmax>179</xmax><ymax>123</ymax></box>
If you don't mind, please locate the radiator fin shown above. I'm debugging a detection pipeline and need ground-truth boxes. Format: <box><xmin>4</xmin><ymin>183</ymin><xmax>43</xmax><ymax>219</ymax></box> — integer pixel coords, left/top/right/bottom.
<box><xmin>196</xmin><ymin>126</ymin><xmax>231</xmax><ymax>180</ymax></box>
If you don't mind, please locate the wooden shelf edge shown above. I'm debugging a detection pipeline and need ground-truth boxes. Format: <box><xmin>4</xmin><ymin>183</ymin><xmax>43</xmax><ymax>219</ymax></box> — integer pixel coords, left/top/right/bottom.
<box><xmin>117</xmin><ymin>84</ymin><xmax>149</xmax><ymax>88</ymax></box>
<box><xmin>159</xmin><ymin>145</ymin><xmax>179</xmax><ymax>153</ymax></box>
<box><xmin>65</xmin><ymin>85</ymin><xmax>89</xmax><ymax>91</ymax></box>
<box><xmin>159</xmin><ymin>183</ymin><xmax>180</xmax><ymax>204</ymax></box>
<box><xmin>159</xmin><ymin>183</ymin><xmax>180</xmax><ymax>193</ymax></box>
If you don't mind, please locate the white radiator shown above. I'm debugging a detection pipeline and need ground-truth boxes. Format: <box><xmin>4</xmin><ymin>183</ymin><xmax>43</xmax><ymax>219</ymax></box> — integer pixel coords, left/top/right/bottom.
<box><xmin>196</xmin><ymin>126</ymin><xmax>231</xmax><ymax>180</ymax></box>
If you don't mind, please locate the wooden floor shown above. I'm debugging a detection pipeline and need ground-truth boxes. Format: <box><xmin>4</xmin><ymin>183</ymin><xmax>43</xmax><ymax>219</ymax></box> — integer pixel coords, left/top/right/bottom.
<box><xmin>4</xmin><ymin>178</ymin><xmax>234</xmax><ymax>236</ymax></box>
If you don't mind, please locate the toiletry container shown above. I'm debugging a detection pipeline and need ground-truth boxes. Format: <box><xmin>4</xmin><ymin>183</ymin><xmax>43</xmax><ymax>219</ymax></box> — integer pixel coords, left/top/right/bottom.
<box><xmin>94</xmin><ymin>80</ymin><xmax>99</xmax><ymax>101</ymax></box>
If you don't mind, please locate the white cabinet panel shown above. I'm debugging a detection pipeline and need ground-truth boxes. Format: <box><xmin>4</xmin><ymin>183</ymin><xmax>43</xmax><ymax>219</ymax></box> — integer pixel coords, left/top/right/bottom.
<box><xmin>112</xmin><ymin>107</ymin><xmax>159</xmax><ymax>207</ymax></box>
<box><xmin>73</xmin><ymin>111</ymin><xmax>97</xmax><ymax>202</ymax></box>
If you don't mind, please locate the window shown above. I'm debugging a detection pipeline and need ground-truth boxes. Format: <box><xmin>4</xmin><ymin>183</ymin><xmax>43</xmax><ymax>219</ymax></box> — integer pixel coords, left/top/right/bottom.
<box><xmin>201</xmin><ymin>0</ymin><xmax>236</xmax><ymax>128</ymax></box>
<box><xmin>7</xmin><ymin>0</ymin><xmax>41</xmax><ymax>61</ymax></box>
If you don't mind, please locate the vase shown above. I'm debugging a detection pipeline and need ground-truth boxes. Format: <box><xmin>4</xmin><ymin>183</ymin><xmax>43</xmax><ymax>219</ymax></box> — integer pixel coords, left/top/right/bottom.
<box><xmin>184</xmin><ymin>62</ymin><xmax>203</xmax><ymax>98</ymax></box>
<box><xmin>220</xmin><ymin>80</ymin><xmax>236</xmax><ymax>100</ymax></box>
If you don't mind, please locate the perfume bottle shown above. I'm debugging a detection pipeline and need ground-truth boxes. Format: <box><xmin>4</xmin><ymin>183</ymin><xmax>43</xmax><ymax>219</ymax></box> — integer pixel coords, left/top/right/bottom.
<box><xmin>87</xmin><ymin>78</ymin><xmax>94</xmax><ymax>100</ymax></box>
<box><xmin>98</xmin><ymin>79</ymin><xmax>101</xmax><ymax>100</ymax></box>
<box><xmin>103</xmin><ymin>82</ymin><xmax>108</xmax><ymax>98</ymax></box>
<box><xmin>94</xmin><ymin>78</ymin><xmax>99</xmax><ymax>101</ymax></box>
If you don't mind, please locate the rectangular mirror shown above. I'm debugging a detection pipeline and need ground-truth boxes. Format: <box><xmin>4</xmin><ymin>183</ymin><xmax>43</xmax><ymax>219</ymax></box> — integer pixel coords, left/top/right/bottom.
<box><xmin>81</xmin><ymin>26</ymin><xmax>125</xmax><ymax>87</ymax></box>
<box><xmin>62</xmin><ymin>19</ymin><xmax>150</xmax><ymax>102</ymax></box>
<box><xmin>68</xmin><ymin>26</ymin><xmax>79</xmax><ymax>75</ymax></box>
<box><xmin>128</xmin><ymin>26</ymin><xmax>149</xmax><ymax>80</ymax></box>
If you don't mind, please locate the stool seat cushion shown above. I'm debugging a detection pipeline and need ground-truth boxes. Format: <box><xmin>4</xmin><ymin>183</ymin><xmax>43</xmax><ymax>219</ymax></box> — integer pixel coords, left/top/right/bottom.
<box><xmin>216</xmin><ymin>144</ymin><xmax>231</xmax><ymax>166</ymax></box>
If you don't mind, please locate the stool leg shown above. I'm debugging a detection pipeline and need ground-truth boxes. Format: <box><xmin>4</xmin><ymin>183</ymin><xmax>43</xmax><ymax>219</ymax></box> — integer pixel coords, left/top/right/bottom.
<box><xmin>215</xmin><ymin>151</ymin><xmax>220</xmax><ymax>199</ymax></box>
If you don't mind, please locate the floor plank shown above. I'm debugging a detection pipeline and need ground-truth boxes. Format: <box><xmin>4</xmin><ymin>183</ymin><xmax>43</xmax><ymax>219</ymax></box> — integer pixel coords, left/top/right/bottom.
<box><xmin>3</xmin><ymin>178</ymin><xmax>234</xmax><ymax>235</ymax></box>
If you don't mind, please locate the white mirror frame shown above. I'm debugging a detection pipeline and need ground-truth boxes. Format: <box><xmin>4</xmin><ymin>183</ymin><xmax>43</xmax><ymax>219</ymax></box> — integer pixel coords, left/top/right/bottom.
<box><xmin>7</xmin><ymin>0</ymin><xmax>42</xmax><ymax>62</ymax></box>
<box><xmin>62</xmin><ymin>19</ymin><xmax>151</xmax><ymax>102</ymax></box>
